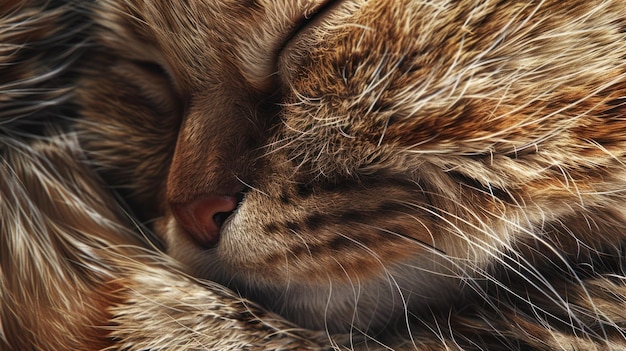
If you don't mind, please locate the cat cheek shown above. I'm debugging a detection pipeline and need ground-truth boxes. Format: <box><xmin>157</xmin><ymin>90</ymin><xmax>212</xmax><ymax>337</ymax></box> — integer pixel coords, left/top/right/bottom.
<box><xmin>216</xmin><ymin>202</ymin><xmax>435</xmax><ymax>284</ymax></box>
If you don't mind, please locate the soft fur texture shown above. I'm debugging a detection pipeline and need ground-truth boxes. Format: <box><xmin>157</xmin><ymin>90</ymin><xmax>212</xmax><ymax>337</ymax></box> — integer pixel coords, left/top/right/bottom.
<box><xmin>2</xmin><ymin>0</ymin><xmax>626</xmax><ymax>350</ymax></box>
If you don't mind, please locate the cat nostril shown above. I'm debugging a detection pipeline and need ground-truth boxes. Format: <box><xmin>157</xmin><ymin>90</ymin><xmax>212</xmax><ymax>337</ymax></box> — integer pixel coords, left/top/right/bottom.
<box><xmin>212</xmin><ymin>211</ymin><xmax>233</xmax><ymax>227</ymax></box>
<box><xmin>171</xmin><ymin>194</ymin><xmax>239</xmax><ymax>249</ymax></box>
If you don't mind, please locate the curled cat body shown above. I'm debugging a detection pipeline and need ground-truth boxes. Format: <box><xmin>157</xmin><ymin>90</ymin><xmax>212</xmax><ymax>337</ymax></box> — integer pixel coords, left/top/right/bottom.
<box><xmin>2</xmin><ymin>0</ymin><xmax>626</xmax><ymax>350</ymax></box>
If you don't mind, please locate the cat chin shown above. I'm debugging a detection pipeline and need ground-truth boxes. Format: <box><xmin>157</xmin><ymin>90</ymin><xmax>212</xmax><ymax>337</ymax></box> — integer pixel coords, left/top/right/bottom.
<box><xmin>161</xmin><ymin>215</ymin><xmax>461</xmax><ymax>333</ymax></box>
<box><xmin>232</xmin><ymin>264</ymin><xmax>462</xmax><ymax>333</ymax></box>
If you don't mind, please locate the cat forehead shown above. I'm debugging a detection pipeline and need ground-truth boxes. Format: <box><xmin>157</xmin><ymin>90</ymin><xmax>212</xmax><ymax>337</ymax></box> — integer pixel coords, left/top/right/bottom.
<box><xmin>278</xmin><ymin>0</ymin><xmax>626</xmax><ymax>155</ymax></box>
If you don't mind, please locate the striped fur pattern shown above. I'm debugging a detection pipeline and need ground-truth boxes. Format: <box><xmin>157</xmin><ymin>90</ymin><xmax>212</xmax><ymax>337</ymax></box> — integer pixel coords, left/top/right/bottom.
<box><xmin>1</xmin><ymin>2</ymin><xmax>327</xmax><ymax>350</ymax></box>
<box><xmin>2</xmin><ymin>0</ymin><xmax>626</xmax><ymax>350</ymax></box>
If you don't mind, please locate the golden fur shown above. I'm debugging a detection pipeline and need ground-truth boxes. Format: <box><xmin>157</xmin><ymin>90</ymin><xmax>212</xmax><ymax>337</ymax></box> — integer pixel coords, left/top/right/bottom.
<box><xmin>2</xmin><ymin>0</ymin><xmax>626</xmax><ymax>350</ymax></box>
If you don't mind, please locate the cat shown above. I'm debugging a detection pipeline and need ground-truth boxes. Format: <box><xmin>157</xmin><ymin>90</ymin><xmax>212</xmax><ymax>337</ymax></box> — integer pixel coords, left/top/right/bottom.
<box><xmin>1</xmin><ymin>2</ymin><xmax>327</xmax><ymax>350</ymax></box>
<box><xmin>2</xmin><ymin>0</ymin><xmax>626</xmax><ymax>350</ymax></box>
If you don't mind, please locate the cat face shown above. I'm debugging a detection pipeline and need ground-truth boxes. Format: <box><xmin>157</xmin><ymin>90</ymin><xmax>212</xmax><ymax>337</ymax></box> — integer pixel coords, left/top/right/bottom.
<box><xmin>81</xmin><ymin>0</ymin><xmax>626</xmax><ymax>333</ymax></box>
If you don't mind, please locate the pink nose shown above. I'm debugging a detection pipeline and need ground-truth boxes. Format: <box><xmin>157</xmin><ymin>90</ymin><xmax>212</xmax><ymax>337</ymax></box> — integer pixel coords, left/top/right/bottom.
<box><xmin>171</xmin><ymin>195</ymin><xmax>238</xmax><ymax>248</ymax></box>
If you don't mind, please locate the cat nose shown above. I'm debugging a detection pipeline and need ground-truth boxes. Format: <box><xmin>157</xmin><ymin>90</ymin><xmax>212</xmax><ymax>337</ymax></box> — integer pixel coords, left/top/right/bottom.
<box><xmin>171</xmin><ymin>195</ymin><xmax>238</xmax><ymax>248</ymax></box>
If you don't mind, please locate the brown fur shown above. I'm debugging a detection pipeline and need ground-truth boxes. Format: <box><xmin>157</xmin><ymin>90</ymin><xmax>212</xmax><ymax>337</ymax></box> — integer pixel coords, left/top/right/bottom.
<box><xmin>3</xmin><ymin>0</ymin><xmax>626</xmax><ymax>350</ymax></box>
<box><xmin>1</xmin><ymin>2</ymin><xmax>327</xmax><ymax>350</ymax></box>
<box><xmin>0</xmin><ymin>133</ymin><xmax>327</xmax><ymax>350</ymax></box>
